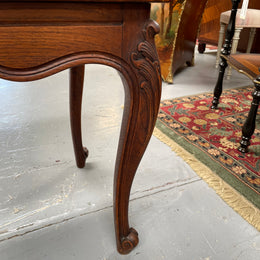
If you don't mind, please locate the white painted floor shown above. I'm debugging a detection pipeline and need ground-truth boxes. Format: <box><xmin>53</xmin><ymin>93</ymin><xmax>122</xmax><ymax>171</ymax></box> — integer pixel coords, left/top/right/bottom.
<box><xmin>0</xmin><ymin>49</ymin><xmax>259</xmax><ymax>260</ymax></box>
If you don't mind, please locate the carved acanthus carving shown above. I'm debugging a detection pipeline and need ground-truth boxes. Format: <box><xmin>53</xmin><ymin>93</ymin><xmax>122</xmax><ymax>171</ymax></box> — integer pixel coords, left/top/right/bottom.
<box><xmin>131</xmin><ymin>20</ymin><xmax>161</xmax><ymax>91</ymax></box>
<box><xmin>129</xmin><ymin>19</ymin><xmax>162</xmax><ymax>155</ymax></box>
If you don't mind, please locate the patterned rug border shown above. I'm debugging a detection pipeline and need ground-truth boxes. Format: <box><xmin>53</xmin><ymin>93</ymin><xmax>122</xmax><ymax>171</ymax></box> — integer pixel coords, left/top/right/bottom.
<box><xmin>153</xmin><ymin>127</ymin><xmax>260</xmax><ymax>231</ymax></box>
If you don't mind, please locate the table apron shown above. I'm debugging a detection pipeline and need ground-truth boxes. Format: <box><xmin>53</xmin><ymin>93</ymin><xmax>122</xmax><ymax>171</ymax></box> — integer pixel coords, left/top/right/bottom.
<box><xmin>0</xmin><ymin>25</ymin><xmax>123</xmax><ymax>69</ymax></box>
<box><xmin>0</xmin><ymin>2</ymin><xmax>123</xmax><ymax>24</ymax></box>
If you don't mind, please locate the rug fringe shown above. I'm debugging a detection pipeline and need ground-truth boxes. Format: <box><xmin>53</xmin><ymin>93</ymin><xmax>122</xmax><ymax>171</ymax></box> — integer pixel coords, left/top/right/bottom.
<box><xmin>153</xmin><ymin>127</ymin><xmax>260</xmax><ymax>231</ymax></box>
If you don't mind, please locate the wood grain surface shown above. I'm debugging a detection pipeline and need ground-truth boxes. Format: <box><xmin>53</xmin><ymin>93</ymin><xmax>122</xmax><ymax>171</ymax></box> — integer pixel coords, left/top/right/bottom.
<box><xmin>0</xmin><ymin>1</ymin><xmax>166</xmax><ymax>255</ymax></box>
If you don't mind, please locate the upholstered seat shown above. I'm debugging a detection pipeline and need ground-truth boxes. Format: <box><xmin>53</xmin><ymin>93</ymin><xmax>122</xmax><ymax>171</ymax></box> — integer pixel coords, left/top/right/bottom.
<box><xmin>220</xmin><ymin>9</ymin><xmax>260</xmax><ymax>27</ymax></box>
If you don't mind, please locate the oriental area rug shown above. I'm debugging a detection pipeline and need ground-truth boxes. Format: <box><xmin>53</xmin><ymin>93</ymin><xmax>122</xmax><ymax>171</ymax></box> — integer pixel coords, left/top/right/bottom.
<box><xmin>154</xmin><ymin>86</ymin><xmax>260</xmax><ymax>231</ymax></box>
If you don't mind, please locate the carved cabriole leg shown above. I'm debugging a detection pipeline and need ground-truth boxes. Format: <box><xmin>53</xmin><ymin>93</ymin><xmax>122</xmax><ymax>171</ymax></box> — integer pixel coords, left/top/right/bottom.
<box><xmin>238</xmin><ymin>78</ymin><xmax>260</xmax><ymax>153</ymax></box>
<box><xmin>69</xmin><ymin>65</ymin><xmax>88</xmax><ymax>168</ymax></box>
<box><xmin>113</xmin><ymin>5</ymin><xmax>161</xmax><ymax>254</ymax></box>
<box><xmin>211</xmin><ymin>0</ymin><xmax>241</xmax><ymax>109</ymax></box>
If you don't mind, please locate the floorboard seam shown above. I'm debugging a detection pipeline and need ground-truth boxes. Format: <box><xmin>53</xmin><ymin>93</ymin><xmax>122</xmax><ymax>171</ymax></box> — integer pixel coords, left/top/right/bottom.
<box><xmin>0</xmin><ymin>178</ymin><xmax>202</xmax><ymax>242</ymax></box>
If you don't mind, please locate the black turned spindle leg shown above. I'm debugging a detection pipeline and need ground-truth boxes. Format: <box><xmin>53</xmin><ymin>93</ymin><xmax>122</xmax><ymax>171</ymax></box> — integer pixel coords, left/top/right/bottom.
<box><xmin>238</xmin><ymin>78</ymin><xmax>260</xmax><ymax>153</ymax></box>
<box><xmin>211</xmin><ymin>57</ymin><xmax>228</xmax><ymax>109</ymax></box>
<box><xmin>211</xmin><ymin>0</ymin><xmax>241</xmax><ymax>109</ymax></box>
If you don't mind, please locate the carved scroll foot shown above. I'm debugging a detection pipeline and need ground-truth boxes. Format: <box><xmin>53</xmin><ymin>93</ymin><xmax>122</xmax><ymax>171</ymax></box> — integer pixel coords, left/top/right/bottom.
<box><xmin>118</xmin><ymin>228</ymin><xmax>139</xmax><ymax>255</ymax></box>
<box><xmin>69</xmin><ymin>65</ymin><xmax>88</xmax><ymax>168</ymax></box>
<box><xmin>83</xmin><ymin>146</ymin><xmax>89</xmax><ymax>157</ymax></box>
<box><xmin>114</xmin><ymin>19</ymin><xmax>161</xmax><ymax>255</ymax></box>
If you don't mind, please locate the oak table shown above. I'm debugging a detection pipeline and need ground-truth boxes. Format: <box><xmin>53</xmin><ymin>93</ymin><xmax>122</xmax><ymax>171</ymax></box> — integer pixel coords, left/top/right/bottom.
<box><xmin>0</xmin><ymin>0</ymin><xmax>167</xmax><ymax>255</ymax></box>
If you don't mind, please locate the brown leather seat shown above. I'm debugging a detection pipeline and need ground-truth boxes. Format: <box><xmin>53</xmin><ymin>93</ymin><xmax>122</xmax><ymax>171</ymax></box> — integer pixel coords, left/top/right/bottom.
<box><xmin>226</xmin><ymin>53</ymin><xmax>260</xmax><ymax>79</ymax></box>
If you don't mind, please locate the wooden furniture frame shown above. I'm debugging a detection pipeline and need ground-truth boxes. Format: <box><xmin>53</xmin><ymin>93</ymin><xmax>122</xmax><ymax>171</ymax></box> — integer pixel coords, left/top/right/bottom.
<box><xmin>211</xmin><ymin>0</ymin><xmax>260</xmax><ymax>153</ymax></box>
<box><xmin>0</xmin><ymin>0</ymin><xmax>167</xmax><ymax>254</ymax></box>
<box><xmin>170</xmin><ymin>0</ymin><xmax>208</xmax><ymax>79</ymax></box>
